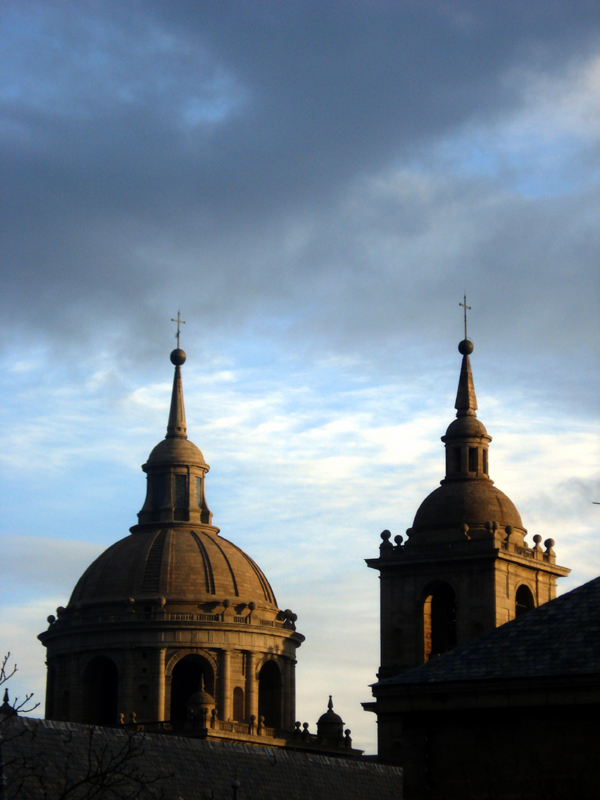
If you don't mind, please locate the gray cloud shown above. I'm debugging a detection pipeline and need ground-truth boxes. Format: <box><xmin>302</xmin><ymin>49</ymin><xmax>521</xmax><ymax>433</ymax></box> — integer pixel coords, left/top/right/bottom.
<box><xmin>0</xmin><ymin>0</ymin><xmax>599</xmax><ymax>412</ymax></box>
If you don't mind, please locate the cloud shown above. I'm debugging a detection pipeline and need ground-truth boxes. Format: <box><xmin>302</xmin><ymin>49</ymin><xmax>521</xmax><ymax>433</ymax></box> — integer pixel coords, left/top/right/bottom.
<box><xmin>1</xmin><ymin>0</ymin><xmax>599</xmax><ymax>377</ymax></box>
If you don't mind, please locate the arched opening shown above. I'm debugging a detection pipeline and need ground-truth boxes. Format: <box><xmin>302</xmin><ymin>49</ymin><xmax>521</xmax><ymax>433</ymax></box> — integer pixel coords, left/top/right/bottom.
<box><xmin>258</xmin><ymin>660</ymin><xmax>282</xmax><ymax>729</ymax></box>
<box><xmin>169</xmin><ymin>655</ymin><xmax>213</xmax><ymax>724</ymax></box>
<box><xmin>82</xmin><ymin>656</ymin><xmax>118</xmax><ymax>725</ymax></box>
<box><xmin>423</xmin><ymin>582</ymin><xmax>457</xmax><ymax>661</ymax></box>
<box><xmin>233</xmin><ymin>686</ymin><xmax>244</xmax><ymax>721</ymax></box>
<box><xmin>515</xmin><ymin>584</ymin><xmax>535</xmax><ymax>617</ymax></box>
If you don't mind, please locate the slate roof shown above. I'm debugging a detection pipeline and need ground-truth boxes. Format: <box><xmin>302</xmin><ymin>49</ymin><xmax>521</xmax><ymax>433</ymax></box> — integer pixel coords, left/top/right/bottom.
<box><xmin>2</xmin><ymin>716</ymin><xmax>403</xmax><ymax>800</ymax></box>
<box><xmin>378</xmin><ymin>576</ymin><xmax>600</xmax><ymax>686</ymax></box>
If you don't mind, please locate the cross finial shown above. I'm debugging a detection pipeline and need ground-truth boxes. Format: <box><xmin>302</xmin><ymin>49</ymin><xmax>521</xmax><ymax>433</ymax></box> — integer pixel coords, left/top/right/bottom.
<box><xmin>459</xmin><ymin>293</ymin><xmax>471</xmax><ymax>340</ymax></box>
<box><xmin>171</xmin><ymin>311</ymin><xmax>186</xmax><ymax>348</ymax></box>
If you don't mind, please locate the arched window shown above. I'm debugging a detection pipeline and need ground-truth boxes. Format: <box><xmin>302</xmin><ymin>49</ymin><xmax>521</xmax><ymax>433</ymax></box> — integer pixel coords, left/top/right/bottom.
<box><xmin>170</xmin><ymin>655</ymin><xmax>213</xmax><ymax>724</ymax></box>
<box><xmin>423</xmin><ymin>582</ymin><xmax>457</xmax><ymax>661</ymax></box>
<box><xmin>258</xmin><ymin>661</ymin><xmax>282</xmax><ymax>729</ymax></box>
<box><xmin>83</xmin><ymin>656</ymin><xmax>118</xmax><ymax>725</ymax></box>
<box><xmin>233</xmin><ymin>686</ymin><xmax>244</xmax><ymax>721</ymax></box>
<box><xmin>515</xmin><ymin>584</ymin><xmax>535</xmax><ymax>617</ymax></box>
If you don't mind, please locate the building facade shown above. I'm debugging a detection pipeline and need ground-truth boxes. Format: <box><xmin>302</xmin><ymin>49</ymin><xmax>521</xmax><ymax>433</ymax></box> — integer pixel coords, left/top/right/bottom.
<box><xmin>371</xmin><ymin>576</ymin><xmax>600</xmax><ymax>799</ymax></box>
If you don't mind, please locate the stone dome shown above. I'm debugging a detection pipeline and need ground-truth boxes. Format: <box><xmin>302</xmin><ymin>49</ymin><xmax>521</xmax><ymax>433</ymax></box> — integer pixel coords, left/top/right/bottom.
<box><xmin>443</xmin><ymin>415</ymin><xmax>489</xmax><ymax>440</ymax></box>
<box><xmin>316</xmin><ymin>697</ymin><xmax>344</xmax><ymax>745</ymax></box>
<box><xmin>145</xmin><ymin>436</ymin><xmax>207</xmax><ymax>467</ymax></box>
<box><xmin>69</xmin><ymin>527</ymin><xmax>278</xmax><ymax>609</ymax></box>
<box><xmin>40</xmin><ymin>346</ymin><xmax>303</xmax><ymax>735</ymax></box>
<box><xmin>317</xmin><ymin>698</ymin><xmax>343</xmax><ymax>727</ymax></box>
<box><xmin>412</xmin><ymin>480</ymin><xmax>524</xmax><ymax>534</ymax></box>
<box><xmin>406</xmin><ymin>338</ymin><xmax>524</xmax><ymax>544</ymax></box>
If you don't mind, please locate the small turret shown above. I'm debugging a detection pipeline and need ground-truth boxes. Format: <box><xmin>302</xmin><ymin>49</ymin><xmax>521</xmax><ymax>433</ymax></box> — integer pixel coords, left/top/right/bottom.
<box><xmin>317</xmin><ymin>696</ymin><xmax>344</xmax><ymax>746</ymax></box>
<box><xmin>136</xmin><ymin>348</ymin><xmax>212</xmax><ymax>527</ymax></box>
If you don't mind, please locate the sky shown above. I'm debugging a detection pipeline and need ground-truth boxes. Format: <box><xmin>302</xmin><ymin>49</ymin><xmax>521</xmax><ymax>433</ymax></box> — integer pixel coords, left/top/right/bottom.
<box><xmin>0</xmin><ymin>0</ymin><xmax>599</xmax><ymax>754</ymax></box>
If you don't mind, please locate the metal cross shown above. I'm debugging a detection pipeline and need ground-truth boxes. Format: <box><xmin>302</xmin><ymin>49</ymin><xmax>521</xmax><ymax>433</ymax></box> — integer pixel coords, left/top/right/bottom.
<box><xmin>459</xmin><ymin>293</ymin><xmax>471</xmax><ymax>339</ymax></box>
<box><xmin>171</xmin><ymin>311</ymin><xmax>186</xmax><ymax>347</ymax></box>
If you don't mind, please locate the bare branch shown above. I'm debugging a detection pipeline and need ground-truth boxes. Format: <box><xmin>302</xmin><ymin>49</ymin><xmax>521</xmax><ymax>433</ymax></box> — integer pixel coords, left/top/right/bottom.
<box><xmin>0</xmin><ymin>654</ymin><xmax>17</xmax><ymax>687</ymax></box>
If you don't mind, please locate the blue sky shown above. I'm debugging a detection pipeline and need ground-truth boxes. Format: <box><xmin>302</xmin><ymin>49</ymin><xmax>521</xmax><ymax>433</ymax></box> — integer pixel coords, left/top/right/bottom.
<box><xmin>1</xmin><ymin>1</ymin><xmax>599</xmax><ymax>752</ymax></box>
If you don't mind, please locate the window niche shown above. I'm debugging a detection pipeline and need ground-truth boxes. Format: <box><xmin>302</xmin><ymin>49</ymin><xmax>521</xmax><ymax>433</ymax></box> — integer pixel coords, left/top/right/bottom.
<box><xmin>515</xmin><ymin>584</ymin><xmax>535</xmax><ymax>617</ymax></box>
<box><xmin>233</xmin><ymin>686</ymin><xmax>244</xmax><ymax>721</ymax></box>
<box><xmin>174</xmin><ymin>473</ymin><xmax>187</xmax><ymax>520</ymax></box>
<box><xmin>153</xmin><ymin>474</ymin><xmax>166</xmax><ymax>509</ymax></box>
<box><xmin>453</xmin><ymin>447</ymin><xmax>461</xmax><ymax>473</ymax></box>
<box><xmin>469</xmin><ymin>447</ymin><xmax>478</xmax><ymax>473</ymax></box>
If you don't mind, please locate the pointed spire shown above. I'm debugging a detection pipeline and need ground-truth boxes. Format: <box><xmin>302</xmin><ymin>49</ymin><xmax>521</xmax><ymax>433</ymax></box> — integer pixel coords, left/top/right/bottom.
<box><xmin>166</xmin><ymin>348</ymin><xmax>187</xmax><ymax>439</ymax></box>
<box><xmin>442</xmin><ymin>338</ymin><xmax>491</xmax><ymax>482</ymax></box>
<box><xmin>455</xmin><ymin>339</ymin><xmax>478</xmax><ymax>418</ymax></box>
<box><xmin>328</xmin><ymin>695</ymin><xmax>333</xmax><ymax>711</ymax></box>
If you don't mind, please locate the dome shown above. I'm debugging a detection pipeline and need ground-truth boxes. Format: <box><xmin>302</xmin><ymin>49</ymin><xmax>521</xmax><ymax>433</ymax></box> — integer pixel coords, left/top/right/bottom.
<box><xmin>40</xmin><ymin>345</ymin><xmax>304</xmax><ymax>736</ymax></box>
<box><xmin>69</xmin><ymin>527</ymin><xmax>278</xmax><ymax>609</ymax></box>
<box><xmin>317</xmin><ymin>699</ymin><xmax>343</xmax><ymax>727</ymax></box>
<box><xmin>404</xmin><ymin>336</ymin><xmax>524</xmax><ymax>545</ymax></box>
<box><xmin>316</xmin><ymin>697</ymin><xmax>344</xmax><ymax>745</ymax></box>
<box><xmin>188</xmin><ymin>689</ymin><xmax>214</xmax><ymax>707</ymax></box>
<box><xmin>187</xmin><ymin>677</ymin><xmax>216</xmax><ymax>718</ymax></box>
<box><xmin>443</xmin><ymin>415</ymin><xmax>489</xmax><ymax>440</ymax></box>
<box><xmin>412</xmin><ymin>480</ymin><xmax>524</xmax><ymax>534</ymax></box>
<box><xmin>145</xmin><ymin>436</ymin><xmax>207</xmax><ymax>467</ymax></box>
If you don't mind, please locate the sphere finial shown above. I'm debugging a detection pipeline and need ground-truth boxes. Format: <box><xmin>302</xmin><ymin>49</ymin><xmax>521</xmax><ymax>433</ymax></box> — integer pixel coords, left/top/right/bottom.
<box><xmin>170</xmin><ymin>348</ymin><xmax>186</xmax><ymax>366</ymax></box>
<box><xmin>458</xmin><ymin>339</ymin><xmax>474</xmax><ymax>355</ymax></box>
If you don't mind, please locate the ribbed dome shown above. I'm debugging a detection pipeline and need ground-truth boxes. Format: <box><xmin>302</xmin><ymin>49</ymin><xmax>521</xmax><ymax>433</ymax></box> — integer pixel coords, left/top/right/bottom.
<box><xmin>39</xmin><ymin>346</ymin><xmax>304</xmax><ymax>736</ymax></box>
<box><xmin>69</xmin><ymin>527</ymin><xmax>278</xmax><ymax>608</ymax></box>
<box><xmin>412</xmin><ymin>480</ymin><xmax>524</xmax><ymax>533</ymax></box>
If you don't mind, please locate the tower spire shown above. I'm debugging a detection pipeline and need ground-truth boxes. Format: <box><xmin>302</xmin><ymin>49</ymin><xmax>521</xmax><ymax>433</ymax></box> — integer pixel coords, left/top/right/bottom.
<box><xmin>166</xmin><ymin>312</ymin><xmax>187</xmax><ymax>439</ymax></box>
<box><xmin>455</xmin><ymin>295</ymin><xmax>477</xmax><ymax>418</ymax></box>
<box><xmin>455</xmin><ymin>339</ymin><xmax>478</xmax><ymax>418</ymax></box>
<box><xmin>440</xmin><ymin>301</ymin><xmax>490</xmax><ymax>483</ymax></box>
<box><xmin>166</xmin><ymin>347</ymin><xmax>187</xmax><ymax>439</ymax></box>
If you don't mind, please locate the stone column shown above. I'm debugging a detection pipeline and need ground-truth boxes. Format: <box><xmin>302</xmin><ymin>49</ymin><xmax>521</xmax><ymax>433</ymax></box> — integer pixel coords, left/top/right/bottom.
<box><xmin>245</xmin><ymin>651</ymin><xmax>258</xmax><ymax>724</ymax></box>
<box><xmin>72</xmin><ymin>653</ymin><xmax>85</xmax><ymax>723</ymax></box>
<box><xmin>121</xmin><ymin>649</ymin><xmax>135</xmax><ymax>721</ymax></box>
<box><xmin>221</xmin><ymin>649</ymin><xmax>231</xmax><ymax>721</ymax></box>
<box><xmin>154</xmin><ymin>648</ymin><xmax>166</xmax><ymax>722</ymax></box>
<box><xmin>285</xmin><ymin>658</ymin><xmax>297</xmax><ymax>731</ymax></box>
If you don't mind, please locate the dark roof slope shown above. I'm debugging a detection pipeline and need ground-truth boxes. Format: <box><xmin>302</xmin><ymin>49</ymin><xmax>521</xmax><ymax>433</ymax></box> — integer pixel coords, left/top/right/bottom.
<box><xmin>379</xmin><ymin>576</ymin><xmax>600</xmax><ymax>686</ymax></box>
<box><xmin>3</xmin><ymin>717</ymin><xmax>402</xmax><ymax>800</ymax></box>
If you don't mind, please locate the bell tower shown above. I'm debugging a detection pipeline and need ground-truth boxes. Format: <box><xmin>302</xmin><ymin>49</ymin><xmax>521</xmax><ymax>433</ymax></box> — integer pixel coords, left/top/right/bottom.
<box><xmin>366</xmin><ymin>332</ymin><xmax>570</xmax><ymax>680</ymax></box>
